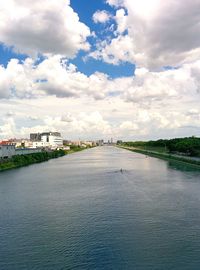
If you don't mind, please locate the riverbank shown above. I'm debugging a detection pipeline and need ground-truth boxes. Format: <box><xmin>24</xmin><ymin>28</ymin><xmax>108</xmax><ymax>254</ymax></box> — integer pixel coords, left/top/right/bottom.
<box><xmin>64</xmin><ymin>145</ymin><xmax>90</xmax><ymax>154</ymax></box>
<box><xmin>120</xmin><ymin>146</ymin><xmax>200</xmax><ymax>169</ymax></box>
<box><xmin>0</xmin><ymin>146</ymin><xmax>91</xmax><ymax>172</ymax></box>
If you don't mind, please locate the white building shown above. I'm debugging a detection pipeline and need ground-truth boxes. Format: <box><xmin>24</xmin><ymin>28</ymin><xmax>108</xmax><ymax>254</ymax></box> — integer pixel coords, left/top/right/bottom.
<box><xmin>41</xmin><ymin>132</ymin><xmax>63</xmax><ymax>149</ymax></box>
<box><xmin>0</xmin><ymin>142</ymin><xmax>16</xmax><ymax>159</ymax></box>
<box><xmin>30</xmin><ymin>132</ymin><xmax>63</xmax><ymax>149</ymax></box>
<box><xmin>12</xmin><ymin>139</ymin><xmax>33</xmax><ymax>148</ymax></box>
<box><xmin>32</xmin><ymin>141</ymin><xmax>50</xmax><ymax>149</ymax></box>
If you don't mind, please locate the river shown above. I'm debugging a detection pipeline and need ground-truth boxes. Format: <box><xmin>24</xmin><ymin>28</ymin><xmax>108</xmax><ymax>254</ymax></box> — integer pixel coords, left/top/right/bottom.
<box><xmin>1</xmin><ymin>146</ymin><xmax>200</xmax><ymax>269</ymax></box>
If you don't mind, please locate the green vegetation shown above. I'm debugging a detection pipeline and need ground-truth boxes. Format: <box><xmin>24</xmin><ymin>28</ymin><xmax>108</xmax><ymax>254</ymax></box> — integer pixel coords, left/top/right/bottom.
<box><xmin>119</xmin><ymin>137</ymin><xmax>200</xmax><ymax>169</ymax></box>
<box><xmin>120</xmin><ymin>136</ymin><xmax>200</xmax><ymax>156</ymax></box>
<box><xmin>0</xmin><ymin>145</ymin><xmax>94</xmax><ymax>172</ymax></box>
<box><xmin>65</xmin><ymin>145</ymin><xmax>90</xmax><ymax>154</ymax></box>
<box><xmin>0</xmin><ymin>150</ymin><xmax>65</xmax><ymax>172</ymax></box>
<box><xmin>121</xmin><ymin>147</ymin><xmax>200</xmax><ymax>169</ymax></box>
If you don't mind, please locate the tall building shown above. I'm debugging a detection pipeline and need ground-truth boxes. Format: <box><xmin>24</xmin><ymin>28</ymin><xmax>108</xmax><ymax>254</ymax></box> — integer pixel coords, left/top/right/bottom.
<box><xmin>30</xmin><ymin>133</ymin><xmax>41</xmax><ymax>141</ymax></box>
<box><xmin>30</xmin><ymin>132</ymin><xmax>63</xmax><ymax>149</ymax></box>
<box><xmin>96</xmin><ymin>140</ymin><xmax>104</xmax><ymax>146</ymax></box>
<box><xmin>0</xmin><ymin>141</ymin><xmax>15</xmax><ymax>159</ymax></box>
<box><xmin>41</xmin><ymin>132</ymin><xmax>63</xmax><ymax>148</ymax></box>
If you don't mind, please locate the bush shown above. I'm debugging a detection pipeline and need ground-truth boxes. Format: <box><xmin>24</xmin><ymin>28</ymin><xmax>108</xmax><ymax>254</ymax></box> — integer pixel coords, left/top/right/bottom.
<box><xmin>0</xmin><ymin>150</ymin><xmax>66</xmax><ymax>172</ymax></box>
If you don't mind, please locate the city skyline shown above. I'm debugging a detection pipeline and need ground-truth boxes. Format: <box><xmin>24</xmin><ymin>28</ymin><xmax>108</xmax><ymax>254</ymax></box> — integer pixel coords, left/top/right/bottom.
<box><xmin>0</xmin><ymin>0</ymin><xmax>200</xmax><ymax>140</ymax></box>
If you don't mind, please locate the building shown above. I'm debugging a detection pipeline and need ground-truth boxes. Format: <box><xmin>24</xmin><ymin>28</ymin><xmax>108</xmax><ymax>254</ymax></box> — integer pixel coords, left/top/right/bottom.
<box><xmin>41</xmin><ymin>132</ymin><xmax>63</xmax><ymax>148</ymax></box>
<box><xmin>96</xmin><ymin>140</ymin><xmax>104</xmax><ymax>146</ymax></box>
<box><xmin>63</xmin><ymin>140</ymin><xmax>71</xmax><ymax>145</ymax></box>
<box><xmin>81</xmin><ymin>141</ymin><xmax>94</xmax><ymax>147</ymax></box>
<box><xmin>30</xmin><ymin>133</ymin><xmax>42</xmax><ymax>141</ymax></box>
<box><xmin>0</xmin><ymin>141</ymin><xmax>16</xmax><ymax>159</ymax></box>
<box><xmin>10</xmin><ymin>139</ymin><xmax>33</xmax><ymax>148</ymax></box>
<box><xmin>70</xmin><ymin>140</ymin><xmax>81</xmax><ymax>146</ymax></box>
<box><xmin>63</xmin><ymin>146</ymin><xmax>70</xmax><ymax>151</ymax></box>
<box><xmin>32</xmin><ymin>141</ymin><xmax>49</xmax><ymax>149</ymax></box>
<box><xmin>30</xmin><ymin>132</ymin><xmax>63</xmax><ymax>149</ymax></box>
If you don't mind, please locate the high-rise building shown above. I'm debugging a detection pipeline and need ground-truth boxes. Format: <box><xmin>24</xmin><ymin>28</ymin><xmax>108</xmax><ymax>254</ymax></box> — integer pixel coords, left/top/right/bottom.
<box><xmin>41</xmin><ymin>132</ymin><xmax>63</xmax><ymax>148</ymax></box>
<box><xmin>30</xmin><ymin>132</ymin><xmax>63</xmax><ymax>149</ymax></box>
<box><xmin>30</xmin><ymin>133</ymin><xmax>41</xmax><ymax>141</ymax></box>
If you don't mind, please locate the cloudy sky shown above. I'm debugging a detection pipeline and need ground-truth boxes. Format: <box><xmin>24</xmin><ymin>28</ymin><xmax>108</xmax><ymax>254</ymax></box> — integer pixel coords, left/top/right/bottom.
<box><xmin>0</xmin><ymin>0</ymin><xmax>200</xmax><ymax>141</ymax></box>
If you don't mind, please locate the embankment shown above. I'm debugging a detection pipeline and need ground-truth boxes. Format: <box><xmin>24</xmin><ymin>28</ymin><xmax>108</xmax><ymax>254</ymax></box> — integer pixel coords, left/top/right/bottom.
<box><xmin>120</xmin><ymin>146</ymin><xmax>200</xmax><ymax>169</ymax></box>
<box><xmin>0</xmin><ymin>147</ymin><xmax>90</xmax><ymax>172</ymax></box>
<box><xmin>0</xmin><ymin>150</ymin><xmax>66</xmax><ymax>172</ymax></box>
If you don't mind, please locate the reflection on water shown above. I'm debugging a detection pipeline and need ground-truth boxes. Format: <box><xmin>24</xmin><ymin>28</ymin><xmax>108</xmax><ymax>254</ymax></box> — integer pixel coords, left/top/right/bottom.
<box><xmin>167</xmin><ymin>159</ymin><xmax>200</xmax><ymax>172</ymax></box>
<box><xmin>1</xmin><ymin>146</ymin><xmax>200</xmax><ymax>270</ymax></box>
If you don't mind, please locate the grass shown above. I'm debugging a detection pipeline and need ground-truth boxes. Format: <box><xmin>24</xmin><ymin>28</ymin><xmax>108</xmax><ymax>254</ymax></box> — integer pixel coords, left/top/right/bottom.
<box><xmin>134</xmin><ymin>146</ymin><xmax>167</xmax><ymax>153</ymax></box>
<box><xmin>120</xmin><ymin>146</ymin><xmax>200</xmax><ymax>169</ymax></box>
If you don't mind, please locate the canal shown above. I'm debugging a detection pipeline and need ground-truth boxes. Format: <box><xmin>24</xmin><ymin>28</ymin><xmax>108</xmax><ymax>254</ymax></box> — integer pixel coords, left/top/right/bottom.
<box><xmin>1</xmin><ymin>146</ymin><xmax>200</xmax><ymax>269</ymax></box>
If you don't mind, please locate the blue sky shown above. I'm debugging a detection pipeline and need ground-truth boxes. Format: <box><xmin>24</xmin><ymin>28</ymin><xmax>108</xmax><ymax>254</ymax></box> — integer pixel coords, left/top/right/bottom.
<box><xmin>0</xmin><ymin>0</ymin><xmax>135</xmax><ymax>78</ymax></box>
<box><xmin>0</xmin><ymin>0</ymin><xmax>200</xmax><ymax>140</ymax></box>
<box><xmin>70</xmin><ymin>0</ymin><xmax>135</xmax><ymax>78</ymax></box>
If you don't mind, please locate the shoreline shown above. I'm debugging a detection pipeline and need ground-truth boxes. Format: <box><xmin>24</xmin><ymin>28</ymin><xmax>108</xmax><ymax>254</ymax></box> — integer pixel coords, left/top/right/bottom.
<box><xmin>120</xmin><ymin>146</ymin><xmax>200</xmax><ymax>169</ymax></box>
<box><xmin>0</xmin><ymin>147</ymin><xmax>90</xmax><ymax>172</ymax></box>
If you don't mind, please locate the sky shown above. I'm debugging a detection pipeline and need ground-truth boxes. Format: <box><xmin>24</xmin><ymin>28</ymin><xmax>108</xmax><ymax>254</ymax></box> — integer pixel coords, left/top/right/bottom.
<box><xmin>0</xmin><ymin>0</ymin><xmax>200</xmax><ymax>141</ymax></box>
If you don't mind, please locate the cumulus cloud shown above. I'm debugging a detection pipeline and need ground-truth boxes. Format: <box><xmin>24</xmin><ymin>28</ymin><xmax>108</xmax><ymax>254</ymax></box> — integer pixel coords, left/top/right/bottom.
<box><xmin>89</xmin><ymin>35</ymin><xmax>135</xmax><ymax>65</ymax></box>
<box><xmin>93</xmin><ymin>10</ymin><xmax>112</xmax><ymax>24</ymax></box>
<box><xmin>0</xmin><ymin>117</ymin><xmax>16</xmax><ymax>138</ymax></box>
<box><xmin>123</xmin><ymin>61</ymin><xmax>200</xmax><ymax>105</ymax></box>
<box><xmin>115</xmin><ymin>8</ymin><xmax>127</xmax><ymax>34</ymax></box>
<box><xmin>5</xmin><ymin>111</ymin><xmax>15</xmax><ymax>117</ymax></box>
<box><xmin>0</xmin><ymin>65</ymin><xmax>12</xmax><ymax>98</ymax></box>
<box><xmin>98</xmin><ymin>0</ymin><xmax>200</xmax><ymax>68</ymax></box>
<box><xmin>1</xmin><ymin>88</ymin><xmax>200</xmax><ymax>140</ymax></box>
<box><xmin>0</xmin><ymin>0</ymin><xmax>90</xmax><ymax>57</ymax></box>
<box><xmin>1</xmin><ymin>56</ymin><xmax>200</xmax><ymax>112</ymax></box>
<box><xmin>0</xmin><ymin>55</ymin><xmax>117</xmax><ymax>100</ymax></box>
<box><xmin>61</xmin><ymin>113</ymin><xmax>74</xmax><ymax>123</ymax></box>
<box><xmin>106</xmin><ymin>0</ymin><xmax>124</xmax><ymax>7</ymax></box>
<box><xmin>1</xmin><ymin>0</ymin><xmax>200</xmax><ymax>140</ymax></box>
<box><xmin>34</xmin><ymin>58</ymin><xmax>115</xmax><ymax>99</ymax></box>
<box><xmin>7</xmin><ymin>110</ymin><xmax>113</xmax><ymax>140</ymax></box>
<box><xmin>0</xmin><ymin>58</ymin><xmax>39</xmax><ymax>99</ymax></box>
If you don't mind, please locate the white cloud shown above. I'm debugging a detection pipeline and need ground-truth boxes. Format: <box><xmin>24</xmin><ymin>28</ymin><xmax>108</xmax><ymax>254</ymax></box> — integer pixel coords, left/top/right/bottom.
<box><xmin>61</xmin><ymin>113</ymin><xmax>74</xmax><ymax>123</ymax></box>
<box><xmin>123</xmin><ymin>61</ymin><xmax>200</xmax><ymax>105</ymax></box>
<box><xmin>0</xmin><ymin>0</ymin><xmax>90</xmax><ymax>57</ymax></box>
<box><xmin>93</xmin><ymin>10</ymin><xmax>112</xmax><ymax>24</ymax></box>
<box><xmin>89</xmin><ymin>35</ymin><xmax>135</xmax><ymax>65</ymax></box>
<box><xmin>119</xmin><ymin>121</ymin><xmax>138</xmax><ymax>131</ymax></box>
<box><xmin>106</xmin><ymin>0</ymin><xmax>124</xmax><ymax>7</ymax></box>
<box><xmin>35</xmin><ymin>57</ymin><xmax>117</xmax><ymax>100</ymax></box>
<box><xmin>1</xmin><ymin>0</ymin><xmax>200</xmax><ymax>141</ymax></box>
<box><xmin>0</xmin><ymin>56</ymin><xmax>115</xmax><ymax>100</ymax></box>
<box><xmin>1</xmin><ymin>86</ymin><xmax>200</xmax><ymax>141</ymax></box>
<box><xmin>100</xmin><ymin>0</ymin><xmax>200</xmax><ymax>68</ymax></box>
<box><xmin>1</xmin><ymin>56</ymin><xmax>200</xmax><ymax>116</ymax></box>
<box><xmin>2</xmin><ymin>107</ymin><xmax>114</xmax><ymax>140</ymax></box>
<box><xmin>1</xmin><ymin>57</ymin><xmax>200</xmax><ymax>140</ymax></box>
<box><xmin>0</xmin><ymin>65</ymin><xmax>12</xmax><ymax>98</ymax></box>
<box><xmin>115</xmin><ymin>8</ymin><xmax>127</xmax><ymax>34</ymax></box>
<box><xmin>0</xmin><ymin>117</ymin><xmax>16</xmax><ymax>139</ymax></box>
<box><xmin>0</xmin><ymin>57</ymin><xmax>42</xmax><ymax>99</ymax></box>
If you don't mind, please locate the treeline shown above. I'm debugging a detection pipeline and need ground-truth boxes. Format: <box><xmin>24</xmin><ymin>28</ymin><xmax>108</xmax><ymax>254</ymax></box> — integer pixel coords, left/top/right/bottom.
<box><xmin>121</xmin><ymin>137</ymin><xmax>200</xmax><ymax>156</ymax></box>
<box><xmin>0</xmin><ymin>150</ymin><xmax>65</xmax><ymax>171</ymax></box>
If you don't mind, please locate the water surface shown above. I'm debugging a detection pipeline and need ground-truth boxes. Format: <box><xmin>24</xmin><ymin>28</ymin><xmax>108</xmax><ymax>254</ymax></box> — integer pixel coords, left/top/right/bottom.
<box><xmin>1</xmin><ymin>146</ymin><xmax>200</xmax><ymax>269</ymax></box>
